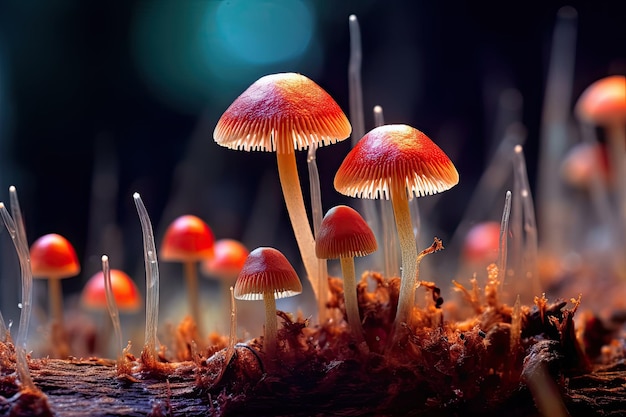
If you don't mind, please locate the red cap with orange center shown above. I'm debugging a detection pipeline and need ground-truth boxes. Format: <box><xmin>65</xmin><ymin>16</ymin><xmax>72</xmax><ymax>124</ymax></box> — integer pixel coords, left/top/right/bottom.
<box><xmin>30</xmin><ymin>233</ymin><xmax>81</xmax><ymax>279</ymax></box>
<box><xmin>81</xmin><ymin>269</ymin><xmax>142</xmax><ymax>312</ymax></box>
<box><xmin>334</xmin><ymin>124</ymin><xmax>459</xmax><ymax>199</ymax></box>
<box><xmin>202</xmin><ymin>238</ymin><xmax>249</xmax><ymax>280</ymax></box>
<box><xmin>161</xmin><ymin>215</ymin><xmax>215</xmax><ymax>262</ymax></box>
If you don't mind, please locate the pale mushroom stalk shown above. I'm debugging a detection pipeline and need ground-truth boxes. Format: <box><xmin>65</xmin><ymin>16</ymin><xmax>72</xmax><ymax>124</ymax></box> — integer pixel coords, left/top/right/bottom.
<box><xmin>339</xmin><ymin>256</ymin><xmax>365</xmax><ymax>346</ymax></box>
<box><xmin>263</xmin><ymin>290</ymin><xmax>278</xmax><ymax>356</ymax></box>
<box><xmin>276</xmin><ymin>150</ymin><xmax>319</xmax><ymax>298</ymax></box>
<box><xmin>498</xmin><ymin>191</ymin><xmax>512</xmax><ymax>291</ymax></box>
<box><xmin>102</xmin><ymin>255</ymin><xmax>124</xmax><ymax>355</ymax></box>
<box><xmin>183</xmin><ymin>260</ymin><xmax>202</xmax><ymax>331</ymax></box>
<box><xmin>390</xmin><ymin>183</ymin><xmax>419</xmax><ymax>328</ymax></box>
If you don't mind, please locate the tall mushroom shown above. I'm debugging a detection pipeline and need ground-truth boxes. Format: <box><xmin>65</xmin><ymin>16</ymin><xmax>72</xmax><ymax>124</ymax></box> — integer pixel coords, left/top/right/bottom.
<box><xmin>334</xmin><ymin>124</ymin><xmax>458</xmax><ymax>333</ymax></box>
<box><xmin>233</xmin><ymin>247</ymin><xmax>302</xmax><ymax>356</ymax></box>
<box><xmin>316</xmin><ymin>205</ymin><xmax>376</xmax><ymax>347</ymax></box>
<box><xmin>214</xmin><ymin>72</ymin><xmax>352</xmax><ymax>303</ymax></box>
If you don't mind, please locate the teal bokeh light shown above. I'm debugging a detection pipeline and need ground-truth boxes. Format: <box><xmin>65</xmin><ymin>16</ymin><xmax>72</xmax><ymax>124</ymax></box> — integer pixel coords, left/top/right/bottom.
<box><xmin>132</xmin><ymin>0</ymin><xmax>319</xmax><ymax>113</ymax></box>
<box><xmin>214</xmin><ymin>0</ymin><xmax>313</xmax><ymax>65</ymax></box>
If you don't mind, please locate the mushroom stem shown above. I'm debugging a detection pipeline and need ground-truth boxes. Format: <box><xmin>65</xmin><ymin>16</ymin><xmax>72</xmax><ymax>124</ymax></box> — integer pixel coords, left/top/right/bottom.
<box><xmin>606</xmin><ymin>124</ymin><xmax>626</xmax><ymax>234</ymax></box>
<box><xmin>390</xmin><ymin>184</ymin><xmax>418</xmax><ymax>332</ymax></box>
<box><xmin>276</xmin><ymin>151</ymin><xmax>319</xmax><ymax>300</ymax></box>
<box><xmin>263</xmin><ymin>291</ymin><xmax>278</xmax><ymax>356</ymax></box>
<box><xmin>183</xmin><ymin>261</ymin><xmax>202</xmax><ymax>332</ymax></box>
<box><xmin>48</xmin><ymin>277</ymin><xmax>64</xmax><ymax>328</ymax></box>
<box><xmin>339</xmin><ymin>256</ymin><xmax>367</xmax><ymax>348</ymax></box>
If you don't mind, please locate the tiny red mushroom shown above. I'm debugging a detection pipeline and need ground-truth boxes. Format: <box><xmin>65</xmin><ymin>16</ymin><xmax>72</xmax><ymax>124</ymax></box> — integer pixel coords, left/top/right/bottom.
<box><xmin>234</xmin><ymin>247</ymin><xmax>302</xmax><ymax>356</ymax></box>
<box><xmin>30</xmin><ymin>233</ymin><xmax>81</xmax><ymax>329</ymax></box>
<box><xmin>161</xmin><ymin>215</ymin><xmax>214</xmax><ymax>331</ymax></box>
<box><xmin>81</xmin><ymin>269</ymin><xmax>142</xmax><ymax>313</ymax></box>
<box><xmin>214</xmin><ymin>72</ymin><xmax>352</xmax><ymax>304</ymax></box>
<box><xmin>316</xmin><ymin>205</ymin><xmax>377</xmax><ymax>347</ymax></box>
<box><xmin>334</xmin><ymin>124</ymin><xmax>458</xmax><ymax>333</ymax></box>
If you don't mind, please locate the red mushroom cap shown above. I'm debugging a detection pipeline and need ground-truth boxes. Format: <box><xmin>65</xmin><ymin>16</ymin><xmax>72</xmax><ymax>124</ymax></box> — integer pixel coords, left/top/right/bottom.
<box><xmin>202</xmin><ymin>238</ymin><xmax>249</xmax><ymax>280</ymax></box>
<box><xmin>30</xmin><ymin>233</ymin><xmax>81</xmax><ymax>279</ymax></box>
<box><xmin>234</xmin><ymin>247</ymin><xmax>302</xmax><ymax>301</ymax></box>
<box><xmin>81</xmin><ymin>269</ymin><xmax>142</xmax><ymax>312</ymax></box>
<box><xmin>214</xmin><ymin>72</ymin><xmax>352</xmax><ymax>154</ymax></box>
<box><xmin>334</xmin><ymin>124</ymin><xmax>459</xmax><ymax>199</ymax></box>
<box><xmin>576</xmin><ymin>75</ymin><xmax>626</xmax><ymax>125</ymax></box>
<box><xmin>462</xmin><ymin>221</ymin><xmax>501</xmax><ymax>265</ymax></box>
<box><xmin>315</xmin><ymin>205</ymin><xmax>377</xmax><ymax>259</ymax></box>
<box><xmin>161</xmin><ymin>215</ymin><xmax>215</xmax><ymax>262</ymax></box>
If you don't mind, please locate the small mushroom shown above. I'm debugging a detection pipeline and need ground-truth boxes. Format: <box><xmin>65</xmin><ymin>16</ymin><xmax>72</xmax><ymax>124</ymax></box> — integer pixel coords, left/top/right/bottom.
<box><xmin>81</xmin><ymin>269</ymin><xmax>142</xmax><ymax>313</ymax></box>
<box><xmin>334</xmin><ymin>124</ymin><xmax>458</xmax><ymax>332</ymax></box>
<box><xmin>30</xmin><ymin>234</ymin><xmax>80</xmax><ymax>329</ymax></box>
<box><xmin>161</xmin><ymin>215</ymin><xmax>214</xmax><ymax>331</ymax></box>
<box><xmin>316</xmin><ymin>205</ymin><xmax>376</xmax><ymax>347</ymax></box>
<box><xmin>233</xmin><ymin>247</ymin><xmax>302</xmax><ymax>356</ymax></box>
<box><xmin>214</xmin><ymin>73</ymin><xmax>351</xmax><ymax>304</ymax></box>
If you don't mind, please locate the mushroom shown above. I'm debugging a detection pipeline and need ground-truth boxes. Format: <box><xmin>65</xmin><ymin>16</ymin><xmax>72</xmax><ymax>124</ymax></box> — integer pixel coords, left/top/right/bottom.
<box><xmin>315</xmin><ymin>205</ymin><xmax>376</xmax><ymax>347</ymax></box>
<box><xmin>81</xmin><ymin>265</ymin><xmax>142</xmax><ymax>355</ymax></box>
<box><xmin>334</xmin><ymin>124</ymin><xmax>458</xmax><ymax>332</ymax></box>
<box><xmin>214</xmin><ymin>72</ymin><xmax>352</xmax><ymax>303</ymax></box>
<box><xmin>30</xmin><ymin>233</ymin><xmax>81</xmax><ymax>330</ymax></box>
<box><xmin>202</xmin><ymin>238</ymin><xmax>249</xmax><ymax>281</ymax></box>
<box><xmin>576</xmin><ymin>75</ymin><xmax>626</xmax><ymax>230</ymax></box>
<box><xmin>81</xmin><ymin>268</ymin><xmax>142</xmax><ymax>313</ymax></box>
<box><xmin>161</xmin><ymin>214</ymin><xmax>215</xmax><ymax>331</ymax></box>
<box><xmin>233</xmin><ymin>247</ymin><xmax>302</xmax><ymax>356</ymax></box>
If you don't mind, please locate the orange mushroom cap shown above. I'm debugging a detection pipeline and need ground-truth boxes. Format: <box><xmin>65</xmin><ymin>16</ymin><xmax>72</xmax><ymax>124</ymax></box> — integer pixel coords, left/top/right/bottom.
<box><xmin>214</xmin><ymin>72</ymin><xmax>352</xmax><ymax>154</ymax></box>
<box><xmin>462</xmin><ymin>221</ymin><xmax>501</xmax><ymax>264</ymax></box>
<box><xmin>161</xmin><ymin>215</ymin><xmax>215</xmax><ymax>262</ymax></box>
<box><xmin>81</xmin><ymin>269</ymin><xmax>142</xmax><ymax>312</ymax></box>
<box><xmin>234</xmin><ymin>247</ymin><xmax>302</xmax><ymax>301</ymax></box>
<box><xmin>30</xmin><ymin>233</ymin><xmax>81</xmax><ymax>279</ymax></box>
<box><xmin>576</xmin><ymin>75</ymin><xmax>626</xmax><ymax>125</ymax></box>
<box><xmin>202</xmin><ymin>238</ymin><xmax>249</xmax><ymax>280</ymax></box>
<box><xmin>560</xmin><ymin>142</ymin><xmax>611</xmax><ymax>189</ymax></box>
<box><xmin>316</xmin><ymin>205</ymin><xmax>377</xmax><ymax>259</ymax></box>
<box><xmin>334</xmin><ymin>124</ymin><xmax>459</xmax><ymax>199</ymax></box>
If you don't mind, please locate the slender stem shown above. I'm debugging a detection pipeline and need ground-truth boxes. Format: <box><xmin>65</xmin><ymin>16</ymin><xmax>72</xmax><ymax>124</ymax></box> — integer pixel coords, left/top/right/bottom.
<box><xmin>184</xmin><ymin>261</ymin><xmax>202</xmax><ymax>332</ymax></box>
<box><xmin>102</xmin><ymin>255</ymin><xmax>123</xmax><ymax>356</ymax></box>
<box><xmin>498</xmin><ymin>191</ymin><xmax>512</xmax><ymax>292</ymax></box>
<box><xmin>307</xmin><ymin>144</ymin><xmax>329</xmax><ymax>323</ymax></box>
<box><xmin>607</xmin><ymin>124</ymin><xmax>626</xmax><ymax>237</ymax></box>
<box><xmin>48</xmin><ymin>278</ymin><xmax>64</xmax><ymax>327</ymax></box>
<box><xmin>339</xmin><ymin>257</ymin><xmax>366</xmax><ymax>348</ymax></box>
<box><xmin>276</xmin><ymin>151</ymin><xmax>319</xmax><ymax>300</ymax></box>
<box><xmin>390</xmin><ymin>184</ymin><xmax>418</xmax><ymax>330</ymax></box>
<box><xmin>263</xmin><ymin>292</ymin><xmax>277</xmax><ymax>356</ymax></box>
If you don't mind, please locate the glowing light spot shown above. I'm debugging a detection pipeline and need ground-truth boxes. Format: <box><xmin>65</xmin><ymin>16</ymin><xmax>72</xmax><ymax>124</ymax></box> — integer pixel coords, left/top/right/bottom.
<box><xmin>215</xmin><ymin>0</ymin><xmax>313</xmax><ymax>65</ymax></box>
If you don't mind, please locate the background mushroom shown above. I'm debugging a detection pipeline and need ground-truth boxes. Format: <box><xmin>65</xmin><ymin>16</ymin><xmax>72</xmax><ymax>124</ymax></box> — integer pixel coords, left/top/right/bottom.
<box><xmin>315</xmin><ymin>205</ymin><xmax>377</xmax><ymax>348</ymax></box>
<box><xmin>334</xmin><ymin>124</ymin><xmax>458</xmax><ymax>336</ymax></box>
<box><xmin>214</xmin><ymin>72</ymin><xmax>351</xmax><ymax>306</ymax></box>
<box><xmin>30</xmin><ymin>233</ymin><xmax>80</xmax><ymax>357</ymax></box>
<box><xmin>161</xmin><ymin>214</ymin><xmax>215</xmax><ymax>332</ymax></box>
<box><xmin>233</xmin><ymin>246</ymin><xmax>302</xmax><ymax>356</ymax></box>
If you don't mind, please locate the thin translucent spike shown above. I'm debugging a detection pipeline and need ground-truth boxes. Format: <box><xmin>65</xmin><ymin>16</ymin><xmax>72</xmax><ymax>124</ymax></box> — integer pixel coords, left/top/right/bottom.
<box><xmin>513</xmin><ymin>145</ymin><xmax>540</xmax><ymax>297</ymax></box>
<box><xmin>225</xmin><ymin>286</ymin><xmax>237</xmax><ymax>365</ymax></box>
<box><xmin>0</xmin><ymin>202</ymin><xmax>36</xmax><ymax>390</ymax></box>
<box><xmin>373</xmin><ymin>105</ymin><xmax>400</xmax><ymax>277</ymax></box>
<box><xmin>133</xmin><ymin>193</ymin><xmax>160</xmax><ymax>361</ymax></box>
<box><xmin>9</xmin><ymin>186</ymin><xmax>28</xmax><ymax>257</ymax></box>
<box><xmin>536</xmin><ymin>6</ymin><xmax>578</xmax><ymax>257</ymax></box>
<box><xmin>0</xmin><ymin>310</ymin><xmax>7</xmax><ymax>342</ymax></box>
<box><xmin>307</xmin><ymin>144</ymin><xmax>329</xmax><ymax>323</ymax></box>
<box><xmin>102</xmin><ymin>255</ymin><xmax>124</xmax><ymax>355</ymax></box>
<box><xmin>349</xmin><ymin>15</ymin><xmax>380</xmax><ymax>269</ymax></box>
<box><xmin>498</xmin><ymin>191</ymin><xmax>512</xmax><ymax>291</ymax></box>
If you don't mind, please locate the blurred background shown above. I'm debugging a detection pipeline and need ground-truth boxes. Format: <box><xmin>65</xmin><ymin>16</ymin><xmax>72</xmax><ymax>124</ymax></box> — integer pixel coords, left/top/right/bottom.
<box><xmin>0</xmin><ymin>0</ymin><xmax>625</xmax><ymax>354</ymax></box>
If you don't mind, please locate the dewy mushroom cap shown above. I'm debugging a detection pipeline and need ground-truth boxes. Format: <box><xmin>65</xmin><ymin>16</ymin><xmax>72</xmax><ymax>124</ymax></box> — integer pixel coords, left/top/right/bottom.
<box><xmin>234</xmin><ymin>247</ymin><xmax>302</xmax><ymax>301</ymax></box>
<box><xmin>334</xmin><ymin>124</ymin><xmax>459</xmax><ymax>199</ymax></box>
<box><xmin>213</xmin><ymin>72</ymin><xmax>352</xmax><ymax>154</ymax></box>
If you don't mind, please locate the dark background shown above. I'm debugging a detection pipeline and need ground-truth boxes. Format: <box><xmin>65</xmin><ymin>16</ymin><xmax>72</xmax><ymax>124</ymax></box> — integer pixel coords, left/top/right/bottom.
<box><xmin>0</xmin><ymin>0</ymin><xmax>625</xmax><ymax>323</ymax></box>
